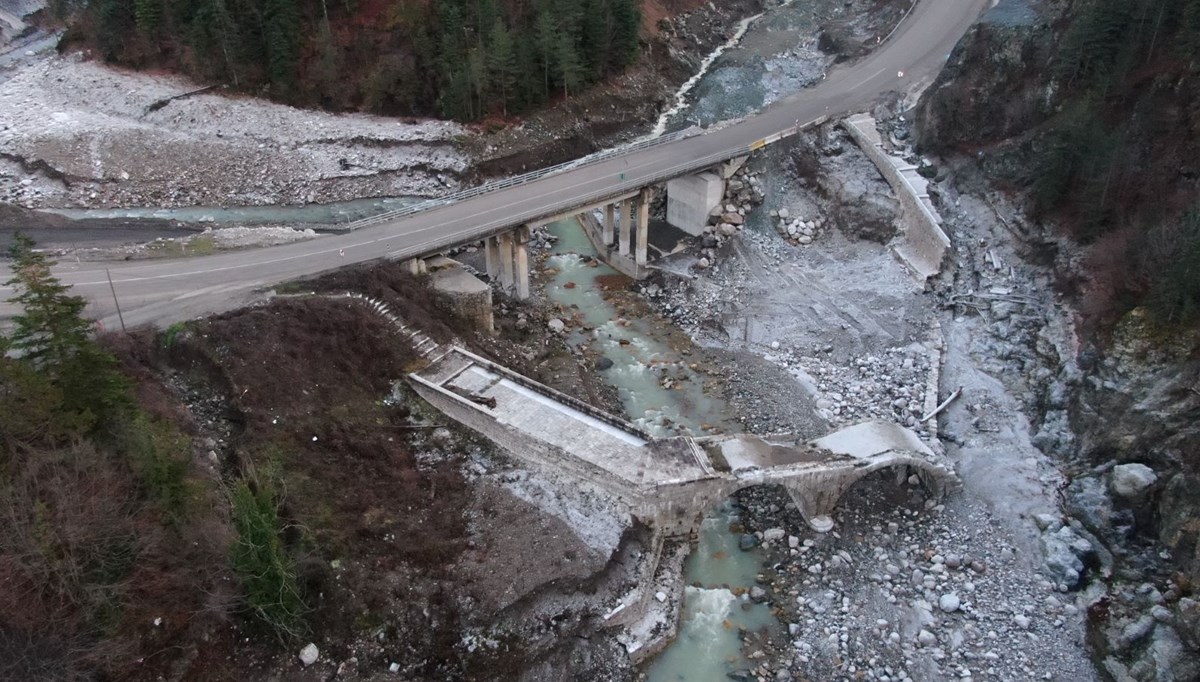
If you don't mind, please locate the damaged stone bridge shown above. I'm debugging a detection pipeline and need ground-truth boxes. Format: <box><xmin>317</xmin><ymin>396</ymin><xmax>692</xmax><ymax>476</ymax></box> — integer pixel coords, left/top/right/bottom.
<box><xmin>409</xmin><ymin>345</ymin><xmax>959</xmax><ymax>536</ymax></box>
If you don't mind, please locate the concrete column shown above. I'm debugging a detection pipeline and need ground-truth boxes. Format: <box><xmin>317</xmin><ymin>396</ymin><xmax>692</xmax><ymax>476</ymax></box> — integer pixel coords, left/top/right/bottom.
<box><xmin>484</xmin><ymin>236</ymin><xmax>501</xmax><ymax>279</ymax></box>
<box><xmin>405</xmin><ymin>258</ymin><xmax>424</xmax><ymax>275</ymax></box>
<box><xmin>498</xmin><ymin>231</ymin><xmax>515</xmax><ymax>291</ymax></box>
<box><xmin>618</xmin><ymin>200</ymin><xmax>631</xmax><ymax>256</ymax></box>
<box><xmin>636</xmin><ymin>190</ymin><xmax>650</xmax><ymax>266</ymax></box>
<box><xmin>603</xmin><ymin>203</ymin><xmax>615</xmax><ymax>246</ymax></box>
<box><xmin>515</xmin><ymin>226</ymin><xmax>531</xmax><ymax>300</ymax></box>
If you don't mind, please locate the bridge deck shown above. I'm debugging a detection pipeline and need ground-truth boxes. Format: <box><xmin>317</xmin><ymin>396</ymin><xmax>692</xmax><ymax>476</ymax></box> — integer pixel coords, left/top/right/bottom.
<box><xmin>415</xmin><ymin>347</ymin><xmax>711</xmax><ymax>486</ymax></box>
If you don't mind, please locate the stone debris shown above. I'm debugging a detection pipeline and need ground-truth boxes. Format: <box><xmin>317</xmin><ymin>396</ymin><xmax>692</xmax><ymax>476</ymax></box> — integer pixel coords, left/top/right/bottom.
<box><xmin>298</xmin><ymin>643</ymin><xmax>319</xmax><ymax>667</ymax></box>
<box><xmin>723</xmin><ymin>482</ymin><xmax>1096</xmax><ymax>681</ymax></box>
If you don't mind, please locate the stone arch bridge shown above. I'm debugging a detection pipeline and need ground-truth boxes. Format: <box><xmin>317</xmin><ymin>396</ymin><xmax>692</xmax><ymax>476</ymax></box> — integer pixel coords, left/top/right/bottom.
<box><xmin>409</xmin><ymin>345</ymin><xmax>958</xmax><ymax>537</ymax></box>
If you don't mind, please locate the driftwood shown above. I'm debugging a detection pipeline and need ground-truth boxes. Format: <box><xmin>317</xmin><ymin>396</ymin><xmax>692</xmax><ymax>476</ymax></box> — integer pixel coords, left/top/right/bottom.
<box><xmin>921</xmin><ymin>386</ymin><xmax>962</xmax><ymax>422</ymax></box>
<box><xmin>145</xmin><ymin>85</ymin><xmax>221</xmax><ymax>115</ymax></box>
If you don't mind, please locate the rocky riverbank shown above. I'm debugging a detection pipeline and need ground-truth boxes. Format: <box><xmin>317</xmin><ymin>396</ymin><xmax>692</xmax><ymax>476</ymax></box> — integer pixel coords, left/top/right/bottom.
<box><xmin>608</xmin><ymin>120</ymin><xmax>1106</xmax><ymax>678</ymax></box>
<box><xmin>0</xmin><ymin>0</ymin><xmax>766</xmax><ymax>213</ymax></box>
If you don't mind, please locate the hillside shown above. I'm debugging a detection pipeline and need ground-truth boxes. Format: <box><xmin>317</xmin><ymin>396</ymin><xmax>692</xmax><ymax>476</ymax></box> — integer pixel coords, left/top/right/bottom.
<box><xmin>61</xmin><ymin>0</ymin><xmax>642</xmax><ymax>121</ymax></box>
<box><xmin>916</xmin><ymin>0</ymin><xmax>1200</xmax><ymax>327</ymax></box>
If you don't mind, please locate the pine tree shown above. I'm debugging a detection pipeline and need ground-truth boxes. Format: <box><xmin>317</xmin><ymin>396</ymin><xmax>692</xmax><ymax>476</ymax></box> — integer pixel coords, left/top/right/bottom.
<box><xmin>6</xmin><ymin>234</ymin><xmax>94</xmax><ymax>371</ymax></box>
<box><xmin>557</xmin><ymin>32</ymin><xmax>585</xmax><ymax>96</ymax></box>
<box><xmin>488</xmin><ymin>18</ymin><xmax>518</xmax><ymax>115</ymax></box>
<box><xmin>263</xmin><ymin>0</ymin><xmax>301</xmax><ymax>92</ymax></box>
<box><xmin>135</xmin><ymin>0</ymin><xmax>163</xmax><ymax>34</ymax></box>
<box><xmin>609</xmin><ymin>0</ymin><xmax>639</xmax><ymax>71</ymax></box>
<box><xmin>4</xmin><ymin>234</ymin><xmax>131</xmax><ymax>432</ymax></box>
<box><xmin>534</xmin><ymin>10</ymin><xmax>558</xmax><ymax>97</ymax></box>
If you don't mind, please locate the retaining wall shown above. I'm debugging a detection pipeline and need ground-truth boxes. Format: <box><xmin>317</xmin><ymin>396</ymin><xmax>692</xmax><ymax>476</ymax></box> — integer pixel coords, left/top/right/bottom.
<box><xmin>843</xmin><ymin>114</ymin><xmax>950</xmax><ymax>279</ymax></box>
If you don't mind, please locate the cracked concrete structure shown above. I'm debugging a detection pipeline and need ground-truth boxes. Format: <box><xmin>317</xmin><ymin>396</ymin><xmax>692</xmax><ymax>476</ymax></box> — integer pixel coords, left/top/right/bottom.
<box><xmin>843</xmin><ymin>113</ymin><xmax>950</xmax><ymax>280</ymax></box>
<box><xmin>409</xmin><ymin>346</ymin><xmax>959</xmax><ymax>537</ymax></box>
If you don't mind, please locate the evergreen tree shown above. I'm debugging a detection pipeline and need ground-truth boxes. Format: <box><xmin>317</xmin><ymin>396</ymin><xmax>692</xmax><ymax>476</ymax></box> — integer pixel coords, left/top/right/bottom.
<box><xmin>534</xmin><ymin>10</ymin><xmax>558</xmax><ymax>97</ymax></box>
<box><xmin>4</xmin><ymin>234</ymin><xmax>131</xmax><ymax>432</ymax></box>
<box><xmin>609</xmin><ymin>0</ymin><xmax>640</xmax><ymax>70</ymax></box>
<box><xmin>135</xmin><ymin>0</ymin><xmax>163</xmax><ymax>34</ymax></box>
<box><xmin>263</xmin><ymin>0</ymin><xmax>301</xmax><ymax>92</ymax></box>
<box><xmin>6</xmin><ymin>234</ymin><xmax>95</xmax><ymax>371</ymax></box>
<box><xmin>557</xmin><ymin>32</ymin><xmax>585</xmax><ymax>96</ymax></box>
<box><xmin>488</xmin><ymin>18</ymin><xmax>518</xmax><ymax>115</ymax></box>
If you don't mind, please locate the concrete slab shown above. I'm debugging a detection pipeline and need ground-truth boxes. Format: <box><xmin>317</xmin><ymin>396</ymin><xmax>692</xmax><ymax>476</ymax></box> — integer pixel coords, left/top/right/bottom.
<box><xmin>811</xmin><ymin>420</ymin><xmax>934</xmax><ymax>459</ymax></box>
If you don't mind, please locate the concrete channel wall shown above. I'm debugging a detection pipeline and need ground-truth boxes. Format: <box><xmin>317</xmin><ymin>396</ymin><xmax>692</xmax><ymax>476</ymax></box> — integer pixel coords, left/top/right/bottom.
<box><xmin>842</xmin><ymin>114</ymin><xmax>950</xmax><ymax>280</ymax></box>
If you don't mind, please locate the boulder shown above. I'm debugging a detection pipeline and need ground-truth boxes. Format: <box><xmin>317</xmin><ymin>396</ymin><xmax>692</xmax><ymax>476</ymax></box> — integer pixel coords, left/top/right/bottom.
<box><xmin>1110</xmin><ymin>463</ymin><xmax>1158</xmax><ymax>498</ymax></box>
<box><xmin>1040</xmin><ymin>526</ymin><xmax>1091</xmax><ymax>589</ymax></box>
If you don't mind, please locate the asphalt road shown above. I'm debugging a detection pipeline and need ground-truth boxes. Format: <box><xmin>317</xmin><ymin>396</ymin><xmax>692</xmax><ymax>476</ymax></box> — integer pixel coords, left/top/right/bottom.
<box><xmin>0</xmin><ymin>0</ymin><xmax>988</xmax><ymax>329</ymax></box>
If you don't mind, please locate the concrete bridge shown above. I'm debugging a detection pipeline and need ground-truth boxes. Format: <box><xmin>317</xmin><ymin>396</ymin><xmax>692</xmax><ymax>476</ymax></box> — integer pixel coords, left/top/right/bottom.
<box><xmin>409</xmin><ymin>345</ymin><xmax>959</xmax><ymax>536</ymax></box>
<box><xmin>0</xmin><ymin>0</ymin><xmax>990</xmax><ymax>330</ymax></box>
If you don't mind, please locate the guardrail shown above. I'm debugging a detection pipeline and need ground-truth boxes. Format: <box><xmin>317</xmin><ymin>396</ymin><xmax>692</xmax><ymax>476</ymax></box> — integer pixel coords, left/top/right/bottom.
<box><xmin>375</xmin><ymin>115</ymin><xmax>827</xmax><ymax>263</ymax></box>
<box><xmin>344</xmin><ymin>126</ymin><xmax>706</xmax><ymax>231</ymax></box>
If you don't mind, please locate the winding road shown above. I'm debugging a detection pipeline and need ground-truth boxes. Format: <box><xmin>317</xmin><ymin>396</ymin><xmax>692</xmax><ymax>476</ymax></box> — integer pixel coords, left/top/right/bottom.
<box><xmin>0</xmin><ymin>0</ymin><xmax>988</xmax><ymax>329</ymax></box>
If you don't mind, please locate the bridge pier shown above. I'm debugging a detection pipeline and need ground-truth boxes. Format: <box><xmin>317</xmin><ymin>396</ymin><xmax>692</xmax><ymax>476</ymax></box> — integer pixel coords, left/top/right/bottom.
<box><xmin>635</xmin><ymin>188</ymin><xmax>650</xmax><ymax>266</ymax></box>
<box><xmin>603</xmin><ymin>203</ymin><xmax>615</xmax><ymax>246</ymax></box>
<box><xmin>405</xmin><ymin>257</ymin><xmax>428</xmax><ymax>275</ymax></box>
<box><xmin>514</xmin><ymin>226</ymin><xmax>530</xmax><ymax>300</ymax></box>
<box><xmin>484</xmin><ymin>235</ymin><xmax>502</xmax><ymax>279</ymax></box>
<box><xmin>483</xmin><ymin>228</ymin><xmax>531</xmax><ymax>300</ymax></box>
<box><xmin>618</xmin><ymin>199</ymin><xmax>632</xmax><ymax>257</ymax></box>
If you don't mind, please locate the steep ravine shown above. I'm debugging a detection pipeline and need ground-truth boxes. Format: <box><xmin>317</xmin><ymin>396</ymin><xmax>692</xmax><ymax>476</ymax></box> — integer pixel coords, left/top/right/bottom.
<box><xmin>913</xmin><ymin>0</ymin><xmax>1200</xmax><ymax>678</ymax></box>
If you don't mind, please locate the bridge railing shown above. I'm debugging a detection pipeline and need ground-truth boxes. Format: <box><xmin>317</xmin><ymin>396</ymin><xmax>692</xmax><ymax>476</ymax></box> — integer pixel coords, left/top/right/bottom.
<box><xmin>343</xmin><ymin>126</ymin><xmax>705</xmax><ymax>232</ymax></box>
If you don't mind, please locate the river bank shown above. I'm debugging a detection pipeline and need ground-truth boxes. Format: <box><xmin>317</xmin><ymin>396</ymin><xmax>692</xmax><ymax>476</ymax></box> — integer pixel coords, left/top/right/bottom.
<box><xmin>0</xmin><ymin>0</ymin><xmax>767</xmax><ymax>215</ymax></box>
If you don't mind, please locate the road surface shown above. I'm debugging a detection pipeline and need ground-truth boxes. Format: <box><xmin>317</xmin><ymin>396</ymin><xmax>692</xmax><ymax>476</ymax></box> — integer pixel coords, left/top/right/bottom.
<box><xmin>0</xmin><ymin>0</ymin><xmax>988</xmax><ymax>329</ymax></box>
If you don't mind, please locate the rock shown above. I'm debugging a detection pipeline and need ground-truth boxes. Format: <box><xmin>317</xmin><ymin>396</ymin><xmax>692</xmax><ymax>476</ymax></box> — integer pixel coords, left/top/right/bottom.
<box><xmin>778</xmin><ymin>208</ymin><xmax>790</xmax><ymax>220</ymax></box>
<box><xmin>698</xmin><ymin>257</ymin><xmax>711</xmax><ymax>269</ymax></box>
<box><xmin>1014</xmin><ymin>614</ymin><xmax>1031</xmax><ymax>629</ymax></box>
<box><xmin>655</xmin><ymin>591</ymin><xmax>667</xmax><ymax>603</ymax></box>
<box><xmin>788</xmin><ymin>535</ymin><xmax>800</xmax><ymax>548</ymax></box>
<box><xmin>595</xmin><ymin>357</ymin><xmax>614</xmax><ymax>371</ymax></box>
<box><xmin>750</xmin><ymin>586</ymin><xmax>768</xmax><ymax>602</ymax></box>
<box><xmin>918</xmin><ymin>629</ymin><xmax>938</xmax><ymax>647</ymax></box>
<box><xmin>547</xmin><ymin>318</ymin><xmax>566</xmax><ymax>333</ymax></box>
<box><xmin>1040</xmin><ymin>526</ymin><xmax>1089</xmax><ymax>589</ymax></box>
<box><xmin>939</xmin><ymin>593</ymin><xmax>961</xmax><ymax>613</ymax></box>
<box><xmin>763</xmin><ymin>528</ymin><xmax>786</xmax><ymax>542</ymax></box>
<box><xmin>1110</xmin><ymin>463</ymin><xmax>1158</xmax><ymax>498</ymax></box>
<box><xmin>1148</xmin><ymin>623</ymin><xmax>1200</xmax><ymax>681</ymax></box>
<box><xmin>798</xmin><ymin>236</ymin><xmax>813</xmax><ymax>245</ymax></box>
<box><xmin>739</xmin><ymin>534</ymin><xmax>759</xmax><ymax>551</ymax></box>
<box><xmin>1033</xmin><ymin>513</ymin><xmax>1063</xmax><ymax>532</ymax></box>
<box><xmin>722</xmin><ymin>212</ymin><xmax>744</xmax><ymax>226</ymax></box>
<box><xmin>299</xmin><ymin>643</ymin><xmax>319</xmax><ymax>667</ymax></box>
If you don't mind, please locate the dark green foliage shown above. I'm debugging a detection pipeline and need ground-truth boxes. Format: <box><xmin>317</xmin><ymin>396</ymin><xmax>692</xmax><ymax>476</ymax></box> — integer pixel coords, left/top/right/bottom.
<box><xmin>4</xmin><ymin>234</ymin><xmax>132</xmax><ymax>438</ymax></box>
<box><xmin>1148</xmin><ymin>208</ymin><xmax>1200</xmax><ymax>324</ymax></box>
<box><xmin>229</xmin><ymin>474</ymin><xmax>307</xmax><ymax>640</ymax></box>
<box><xmin>1023</xmin><ymin>0</ymin><xmax>1200</xmax><ymax>326</ymax></box>
<box><xmin>70</xmin><ymin>0</ymin><xmax>642</xmax><ymax>120</ymax></box>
